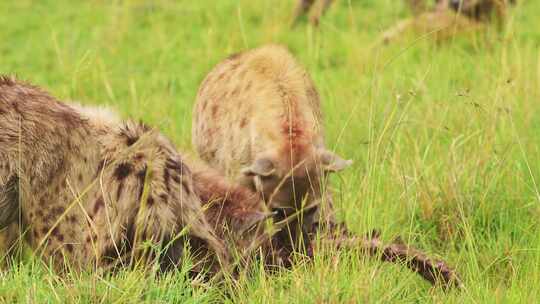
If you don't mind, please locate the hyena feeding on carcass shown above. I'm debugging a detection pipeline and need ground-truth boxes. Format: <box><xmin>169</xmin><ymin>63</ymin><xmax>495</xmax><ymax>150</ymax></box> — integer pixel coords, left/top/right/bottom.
<box><xmin>0</xmin><ymin>76</ymin><xmax>268</xmax><ymax>275</ymax></box>
<box><xmin>193</xmin><ymin>44</ymin><xmax>462</xmax><ymax>287</ymax></box>
<box><xmin>194</xmin><ymin>44</ymin><xmax>352</xmax><ymax>262</ymax></box>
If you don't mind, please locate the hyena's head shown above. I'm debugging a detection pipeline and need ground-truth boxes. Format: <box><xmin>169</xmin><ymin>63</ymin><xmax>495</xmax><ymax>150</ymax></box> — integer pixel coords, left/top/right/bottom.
<box><xmin>192</xmin><ymin>169</ymin><xmax>271</xmax><ymax>249</ymax></box>
<box><xmin>240</xmin><ymin>147</ymin><xmax>352</xmax><ymax>214</ymax></box>
<box><xmin>210</xmin><ymin>192</ymin><xmax>271</xmax><ymax>250</ymax></box>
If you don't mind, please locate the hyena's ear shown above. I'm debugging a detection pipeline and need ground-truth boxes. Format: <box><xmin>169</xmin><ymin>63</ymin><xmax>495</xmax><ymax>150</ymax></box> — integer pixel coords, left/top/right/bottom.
<box><xmin>241</xmin><ymin>158</ymin><xmax>276</xmax><ymax>177</ymax></box>
<box><xmin>318</xmin><ymin>149</ymin><xmax>353</xmax><ymax>173</ymax></box>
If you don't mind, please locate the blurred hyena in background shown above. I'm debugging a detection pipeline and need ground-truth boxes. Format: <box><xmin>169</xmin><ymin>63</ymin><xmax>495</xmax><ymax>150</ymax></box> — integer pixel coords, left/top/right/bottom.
<box><xmin>381</xmin><ymin>0</ymin><xmax>516</xmax><ymax>44</ymax></box>
<box><xmin>0</xmin><ymin>76</ymin><xmax>233</xmax><ymax>274</ymax></box>
<box><xmin>406</xmin><ymin>0</ymin><xmax>515</xmax><ymax>22</ymax></box>
<box><xmin>292</xmin><ymin>0</ymin><xmax>515</xmax><ymax>35</ymax></box>
<box><xmin>193</xmin><ymin>44</ymin><xmax>352</xmax><ymax>265</ymax></box>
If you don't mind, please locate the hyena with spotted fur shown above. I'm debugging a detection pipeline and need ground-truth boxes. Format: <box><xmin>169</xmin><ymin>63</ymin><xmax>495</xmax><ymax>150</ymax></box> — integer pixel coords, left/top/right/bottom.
<box><xmin>193</xmin><ymin>44</ymin><xmax>352</xmax><ymax>263</ymax></box>
<box><xmin>0</xmin><ymin>76</ymin><xmax>230</xmax><ymax>273</ymax></box>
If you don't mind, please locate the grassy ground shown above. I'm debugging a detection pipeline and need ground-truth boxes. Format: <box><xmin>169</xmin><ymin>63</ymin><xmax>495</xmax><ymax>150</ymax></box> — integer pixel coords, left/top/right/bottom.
<box><xmin>1</xmin><ymin>0</ymin><xmax>540</xmax><ymax>302</ymax></box>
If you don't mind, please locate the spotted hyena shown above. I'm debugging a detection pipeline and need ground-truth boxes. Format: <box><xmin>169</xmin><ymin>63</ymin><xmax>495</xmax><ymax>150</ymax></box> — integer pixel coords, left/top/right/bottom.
<box><xmin>0</xmin><ymin>76</ymin><xmax>232</xmax><ymax>273</ymax></box>
<box><xmin>193</xmin><ymin>45</ymin><xmax>352</xmax><ymax>262</ymax></box>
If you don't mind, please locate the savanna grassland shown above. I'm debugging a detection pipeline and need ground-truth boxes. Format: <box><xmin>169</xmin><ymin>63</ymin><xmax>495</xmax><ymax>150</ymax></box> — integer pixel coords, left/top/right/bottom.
<box><xmin>1</xmin><ymin>0</ymin><xmax>540</xmax><ymax>302</ymax></box>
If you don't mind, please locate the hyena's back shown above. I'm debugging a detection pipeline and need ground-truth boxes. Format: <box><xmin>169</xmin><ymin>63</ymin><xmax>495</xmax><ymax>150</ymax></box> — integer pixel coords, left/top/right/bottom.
<box><xmin>193</xmin><ymin>45</ymin><xmax>324</xmax><ymax>178</ymax></box>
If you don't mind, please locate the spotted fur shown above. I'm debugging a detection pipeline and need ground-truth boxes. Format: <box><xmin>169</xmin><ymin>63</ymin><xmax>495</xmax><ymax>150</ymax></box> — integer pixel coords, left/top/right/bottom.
<box><xmin>0</xmin><ymin>76</ymin><xmax>228</xmax><ymax>273</ymax></box>
<box><xmin>76</xmin><ymin>105</ymin><xmax>270</xmax><ymax>258</ymax></box>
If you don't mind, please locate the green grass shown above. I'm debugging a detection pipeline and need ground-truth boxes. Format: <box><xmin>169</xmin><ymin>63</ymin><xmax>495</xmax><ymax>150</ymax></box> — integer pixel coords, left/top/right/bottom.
<box><xmin>2</xmin><ymin>0</ymin><xmax>540</xmax><ymax>302</ymax></box>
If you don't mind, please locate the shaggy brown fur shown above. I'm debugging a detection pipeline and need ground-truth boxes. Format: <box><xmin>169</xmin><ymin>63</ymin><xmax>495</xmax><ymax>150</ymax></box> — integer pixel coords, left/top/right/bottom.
<box><xmin>74</xmin><ymin>105</ymin><xmax>271</xmax><ymax>260</ymax></box>
<box><xmin>0</xmin><ymin>76</ymin><xmax>229</xmax><ymax>273</ymax></box>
